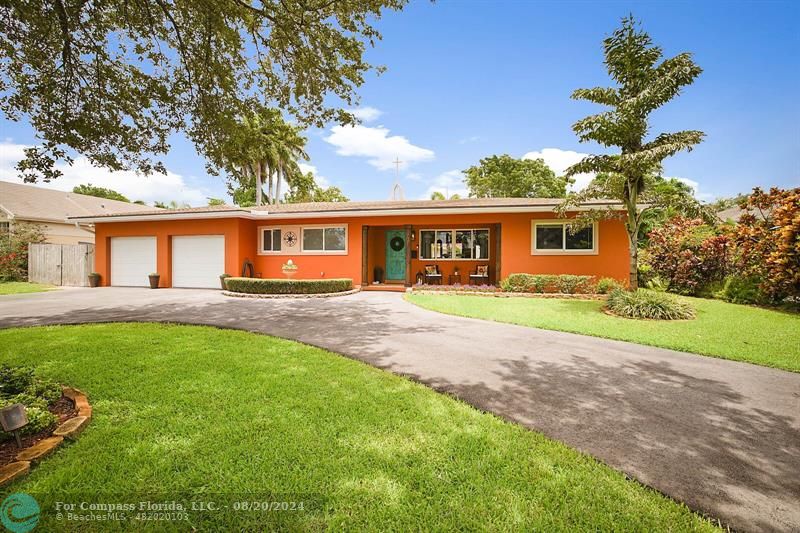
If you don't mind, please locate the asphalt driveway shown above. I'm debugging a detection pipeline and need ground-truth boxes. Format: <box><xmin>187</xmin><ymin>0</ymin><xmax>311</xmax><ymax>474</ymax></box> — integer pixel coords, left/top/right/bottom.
<box><xmin>1</xmin><ymin>288</ymin><xmax>798</xmax><ymax>532</ymax></box>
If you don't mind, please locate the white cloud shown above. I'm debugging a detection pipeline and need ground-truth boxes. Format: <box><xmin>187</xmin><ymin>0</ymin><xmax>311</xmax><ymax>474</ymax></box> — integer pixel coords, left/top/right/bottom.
<box><xmin>348</xmin><ymin>106</ymin><xmax>383</xmax><ymax>123</ymax></box>
<box><xmin>297</xmin><ymin>162</ymin><xmax>330</xmax><ymax>188</ymax></box>
<box><xmin>324</xmin><ymin>124</ymin><xmax>434</xmax><ymax>171</ymax></box>
<box><xmin>458</xmin><ymin>135</ymin><xmax>482</xmax><ymax>145</ymax></box>
<box><xmin>419</xmin><ymin>169</ymin><xmax>468</xmax><ymax>200</ymax></box>
<box><xmin>0</xmin><ymin>141</ymin><xmax>210</xmax><ymax>205</ymax></box>
<box><xmin>522</xmin><ymin>148</ymin><xmax>595</xmax><ymax>191</ymax></box>
<box><xmin>668</xmin><ymin>176</ymin><xmax>714</xmax><ymax>202</ymax></box>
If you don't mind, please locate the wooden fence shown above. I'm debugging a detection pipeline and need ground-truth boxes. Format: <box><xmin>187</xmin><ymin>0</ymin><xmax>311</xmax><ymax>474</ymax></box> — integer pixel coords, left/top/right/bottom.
<box><xmin>28</xmin><ymin>243</ymin><xmax>95</xmax><ymax>286</ymax></box>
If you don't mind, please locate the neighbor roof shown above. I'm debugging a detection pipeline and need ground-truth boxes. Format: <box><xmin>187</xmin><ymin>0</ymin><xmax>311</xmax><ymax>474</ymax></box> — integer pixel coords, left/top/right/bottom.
<box><xmin>0</xmin><ymin>181</ymin><xmax>157</xmax><ymax>223</ymax></box>
<box><xmin>69</xmin><ymin>197</ymin><xmax>624</xmax><ymax>222</ymax></box>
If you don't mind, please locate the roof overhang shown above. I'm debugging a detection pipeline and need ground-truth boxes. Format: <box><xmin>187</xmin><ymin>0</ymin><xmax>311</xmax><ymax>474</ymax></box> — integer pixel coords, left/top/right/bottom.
<box><xmin>68</xmin><ymin>203</ymin><xmax>626</xmax><ymax>223</ymax></box>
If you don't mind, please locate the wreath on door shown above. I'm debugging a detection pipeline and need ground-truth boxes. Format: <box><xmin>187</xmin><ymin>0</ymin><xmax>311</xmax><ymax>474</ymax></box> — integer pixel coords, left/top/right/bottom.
<box><xmin>390</xmin><ymin>236</ymin><xmax>405</xmax><ymax>251</ymax></box>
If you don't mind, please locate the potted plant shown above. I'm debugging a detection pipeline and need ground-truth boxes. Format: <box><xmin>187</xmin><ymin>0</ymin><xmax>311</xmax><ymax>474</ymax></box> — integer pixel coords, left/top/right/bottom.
<box><xmin>281</xmin><ymin>260</ymin><xmax>298</xmax><ymax>279</ymax></box>
<box><xmin>220</xmin><ymin>273</ymin><xmax>230</xmax><ymax>290</ymax></box>
<box><xmin>87</xmin><ymin>272</ymin><xmax>101</xmax><ymax>288</ymax></box>
<box><xmin>148</xmin><ymin>272</ymin><xmax>160</xmax><ymax>289</ymax></box>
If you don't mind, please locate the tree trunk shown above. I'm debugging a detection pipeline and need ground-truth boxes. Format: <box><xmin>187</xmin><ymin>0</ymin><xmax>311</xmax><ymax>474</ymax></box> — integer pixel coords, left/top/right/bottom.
<box><xmin>628</xmin><ymin>240</ymin><xmax>638</xmax><ymax>291</ymax></box>
<box><xmin>253</xmin><ymin>162</ymin><xmax>261</xmax><ymax>207</ymax></box>
<box><xmin>275</xmin><ymin>165</ymin><xmax>283</xmax><ymax>203</ymax></box>
<box><xmin>266</xmin><ymin>162</ymin><xmax>274</xmax><ymax>205</ymax></box>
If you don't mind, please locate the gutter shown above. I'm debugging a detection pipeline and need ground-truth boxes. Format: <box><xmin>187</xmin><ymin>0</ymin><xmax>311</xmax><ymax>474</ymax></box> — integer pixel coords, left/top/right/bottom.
<box><xmin>69</xmin><ymin>204</ymin><xmax>626</xmax><ymax>223</ymax></box>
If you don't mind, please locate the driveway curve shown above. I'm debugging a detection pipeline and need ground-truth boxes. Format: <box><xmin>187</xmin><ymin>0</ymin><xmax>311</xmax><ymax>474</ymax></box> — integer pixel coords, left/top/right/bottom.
<box><xmin>1</xmin><ymin>288</ymin><xmax>798</xmax><ymax>532</ymax></box>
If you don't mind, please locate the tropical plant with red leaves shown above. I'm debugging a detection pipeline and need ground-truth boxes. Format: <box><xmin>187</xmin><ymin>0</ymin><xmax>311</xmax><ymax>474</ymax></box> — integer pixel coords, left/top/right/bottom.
<box><xmin>732</xmin><ymin>187</ymin><xmax>800</xmax><ymax>302</ymax></box>
<box><xmin>645</xmin><ymin>217</ymin><xmax>731</xmax><ymax>295</ymax></box>
<box><xmin>0</xmin><ymin>222</ymin><xmax>46</xmax><ymax>281</ymax></box>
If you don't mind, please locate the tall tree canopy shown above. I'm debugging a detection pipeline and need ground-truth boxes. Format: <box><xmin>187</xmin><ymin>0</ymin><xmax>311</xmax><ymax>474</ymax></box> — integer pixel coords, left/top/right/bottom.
<box><xmin>220</xmin><ymin>108</ymin><xmax>308</xmax><ymax>206</ymax></box>
<box><xmin>72</xmin><ymin>184</ymin><xmax>129</xmax><ymax>202</ymax></box>
<box><xmin>558</xmin><ymin>16</ymin><xmax>706</xmax><ymax>289</ymax></box>
<box><xmin>0</xmin><ymin>0</ymin><xmax>406</xmax><ymax>183</ymax></box>
<box><xmin>284</xmin><ymin>172</ymin><xmax>348</xmax><ymax>203</ymax></box>
<box><xmin>463</xmin><ymin>155</ymin><xmax>569</xmax><ymax>198</ymax></box>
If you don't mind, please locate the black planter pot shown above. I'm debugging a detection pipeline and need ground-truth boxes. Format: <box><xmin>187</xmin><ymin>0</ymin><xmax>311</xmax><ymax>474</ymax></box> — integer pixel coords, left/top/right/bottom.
<box><xmin>88</xmin><ymin>274</ymin><xmax>101</xmax><ymax>288</ymax></box>
<box><xmin>148</xmin><ymin>274</ymin><xmax>160</xmax><ymax>289</ymax></box>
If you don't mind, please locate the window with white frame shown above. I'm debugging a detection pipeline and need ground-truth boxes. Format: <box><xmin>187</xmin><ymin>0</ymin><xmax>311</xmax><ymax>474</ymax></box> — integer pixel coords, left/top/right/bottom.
<box><xmin>419</xmin><ymin>229</ymin><xmax>489</xmax><ymax>260</ymax></box>
<box><xmin>301</xmin><ymin>226</ymin><xmax>347</xmax><ymax>252</ymax></box>
<box><xmin>260</xmin><ymin>228</ymin><xmax>282</xmax><ymax>252</ymax></box>
<box><xmin>532</xmin><ymin>221</ymin><xmax>596</xmax><ymax>254</ymax></box>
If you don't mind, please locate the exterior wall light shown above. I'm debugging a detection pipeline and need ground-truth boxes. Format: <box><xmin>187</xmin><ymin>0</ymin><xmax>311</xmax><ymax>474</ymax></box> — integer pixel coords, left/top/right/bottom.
<box><xmin>0</xmin><ymin>403</ymin><xmax>28</xmax><ymax>448</ymax></box>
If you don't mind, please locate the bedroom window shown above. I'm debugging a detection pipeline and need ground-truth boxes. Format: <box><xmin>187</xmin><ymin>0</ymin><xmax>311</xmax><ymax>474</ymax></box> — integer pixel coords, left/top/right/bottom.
<box><xmin>532</xmin><ymin>221</ymin><xmax>597</xmax><ymax>254</ymax></box>
<box><xmin>302</xmin><ymin>226</ymin><xmax>347</xmax><ymax>252</ymax></box>
<box><xmin>261</xmin><ymin>228</ymin><xmax>282</xmax><ymax>252</ymax></box>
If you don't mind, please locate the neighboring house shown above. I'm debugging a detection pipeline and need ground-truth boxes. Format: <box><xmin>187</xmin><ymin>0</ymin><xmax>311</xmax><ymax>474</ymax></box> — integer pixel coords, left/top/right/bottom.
<box><xmin>70</xmin><ymin>198</ymin><xmax>630</xmax><ymax>289</ymax></box>
<box><xmin>0</xmin><ymin>181</ymin><xmax>156</xmax><ymax>244</ymax></box>
<box><xmin>716</xmin><ymin>206</ymin><xmax>744</xmax><ymax>223</ymax></box>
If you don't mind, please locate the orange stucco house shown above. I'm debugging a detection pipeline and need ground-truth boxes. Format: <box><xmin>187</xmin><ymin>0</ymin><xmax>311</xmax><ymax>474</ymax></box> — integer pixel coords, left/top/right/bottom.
<box><xmin>69</xmin><ymin>198</ymin><xmax>630</xmax><ymax>289</ymax></box>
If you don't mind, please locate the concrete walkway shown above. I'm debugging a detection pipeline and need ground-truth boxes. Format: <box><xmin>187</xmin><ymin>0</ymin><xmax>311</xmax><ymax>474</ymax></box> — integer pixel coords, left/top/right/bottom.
<box><xmin>1</xmin><ymin>288</ymin><xmax>798</xmax><ymax>532</ymax></box>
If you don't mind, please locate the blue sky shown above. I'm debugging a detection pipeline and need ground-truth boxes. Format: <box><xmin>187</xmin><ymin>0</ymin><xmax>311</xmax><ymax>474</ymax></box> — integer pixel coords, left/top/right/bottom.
<box><xmin>1</xmin><ymin>0</ymin><xmax>798</xmax><ymax>204</ymax></box>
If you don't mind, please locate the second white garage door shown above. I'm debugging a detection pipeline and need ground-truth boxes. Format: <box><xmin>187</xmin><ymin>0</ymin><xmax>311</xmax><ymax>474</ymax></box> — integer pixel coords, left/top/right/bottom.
<box><xmin>172</xmin><ymin>235</ymin><xmax>225</xmax><ymax>288</ymax></box>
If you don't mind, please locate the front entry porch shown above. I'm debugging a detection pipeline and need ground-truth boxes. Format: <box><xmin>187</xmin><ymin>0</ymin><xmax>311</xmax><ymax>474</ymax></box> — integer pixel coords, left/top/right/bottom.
<box><xmin>362</xmin><ymin>223</ymin><xmax>501</xmax><ymax>289</ymax></box>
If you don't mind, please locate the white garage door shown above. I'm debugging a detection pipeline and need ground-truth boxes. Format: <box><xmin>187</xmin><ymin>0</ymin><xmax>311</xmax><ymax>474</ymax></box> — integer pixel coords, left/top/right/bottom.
<box><xmin>111</xmin><ymin>237</ymin><xmax>157</xmax><ymax>287</ymax></box>
<box><xmin>172</xmin><ymin>235</ymin><xmax>225</xmax><ymax>288</ymax></box>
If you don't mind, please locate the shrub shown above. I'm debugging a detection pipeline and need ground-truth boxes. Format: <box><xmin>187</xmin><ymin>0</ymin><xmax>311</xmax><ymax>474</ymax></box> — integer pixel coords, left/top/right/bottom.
<box><xmin>0</xmin><ymin>398</ymin><xmax>57</xmax><ymax>438</ymax></box>
<box><xmin>501</xmin><ymin>274</ymin><xmax>593</xmax><ymax>294</ymax></box>
<box><xmin>0</xmin><ymin>364</ymin><xmax>61</xmax><ymax>440</ymax></box>
<box><xmin>0</xmin><ymin>221</ymin><xmax>46</xmax><ymax>281</ymax></box>
<box><xmin>606</xmin><ymin>289</ymin><xmax>696</xmax><ymax>320</ymax></box>
<box><xmin>716</xmin><ymin>275</ymin><xmax>764</xmax><ymax>305</ymax></box>
<box><xmin>645</xmin><ymin>276</ymin><xmax>669</xmax><ymax>292</ymax></box>
<box><xmin>596</xmin><ymin>277</ymin><xmax>624</xmax><ymax>294</ymax></box>
<box><xmin>0</xmin><ymin>364</ymin><xmax>35</xmax><ymax>395</ymax></box>
<box><xmin>224</xmin><ymin>277</ymin><xmax>353</xmax><ymax>295</ymax></box>
<box><xmin>645</xmin><ymin>217</ymin><xmax>731</xmax><ymax>295</ymax></box>
<box><xmin>554</xmin><ymin>274</ymin><xmax>593</xmax><ymax>294</ymax></box>
<box><xmin>731</xmin><ymin>187</ymin><xmax>799</xmax><ymax>303</ymax></box>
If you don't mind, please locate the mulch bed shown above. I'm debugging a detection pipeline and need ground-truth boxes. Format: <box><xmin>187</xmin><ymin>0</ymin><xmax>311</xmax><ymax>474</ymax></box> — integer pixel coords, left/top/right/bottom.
<box><xmin>0</xmin><ymin>395</ymin><xmax>76</xmax><ymax>468</ymax></box>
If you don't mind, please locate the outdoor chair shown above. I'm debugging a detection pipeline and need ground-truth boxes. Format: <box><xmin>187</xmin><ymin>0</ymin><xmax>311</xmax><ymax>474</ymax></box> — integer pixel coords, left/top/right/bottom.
<box><xmin>424</xmin><ymin>264</ymin><xmax>443</xmax><ymax>285</ymax></box>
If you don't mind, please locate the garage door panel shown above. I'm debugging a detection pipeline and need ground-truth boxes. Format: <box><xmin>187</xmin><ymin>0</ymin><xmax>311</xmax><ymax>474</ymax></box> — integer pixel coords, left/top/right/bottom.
<box><xmin>172</xmin><ymin>235</ymin><xmax>225</xmax><ymax>288</ymax></box>
<box><xmin>111</xmin><ymin>237</ymin><xmax>156</xmax><ymax>287</ymax></box>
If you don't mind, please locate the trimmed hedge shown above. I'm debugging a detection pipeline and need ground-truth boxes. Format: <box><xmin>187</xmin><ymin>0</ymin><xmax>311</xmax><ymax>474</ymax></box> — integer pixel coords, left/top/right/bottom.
<box><xmin>501</xmin><ymin>273</ymin><xmax>594</xmax><ymax>294</ymax></box>
<box><xmin>224</xmin><ymin>277</ymin><xmax>353</xmax><ymax>295</ymax></box>
<box><xmin>606</xmin><ymin>289</ymin><xmax>696</xmax><ymax>320</ymax></box>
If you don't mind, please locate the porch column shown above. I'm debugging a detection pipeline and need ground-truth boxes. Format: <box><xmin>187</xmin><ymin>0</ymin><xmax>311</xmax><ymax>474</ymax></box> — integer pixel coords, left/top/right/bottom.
<box><xmin>404</xmin><ymin>224</ymin><xmax>413</xmax><ymax>287</ymax></box>
<box><xmin>494</xmin><ymin>223</ymin><xmax>502</xmax><ymax>285</ymax></box>
<box><xmin>361</xmin><ymin>225</ymin><xmax>369</xmax><ymax>287</ymax></box>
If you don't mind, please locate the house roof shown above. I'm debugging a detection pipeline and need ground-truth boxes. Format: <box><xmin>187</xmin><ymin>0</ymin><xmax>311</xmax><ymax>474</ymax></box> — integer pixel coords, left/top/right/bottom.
<box><xmin>716</xmin><ymin>206</ymin><xmax>744</xmax><ymax>222</ymax></box>
<box><xmin>68</xmin><ymin>197</ymin><xmax>624</xmax><ymax>223</ymax></box>
<box><xmin>252</xmin><ymin>197</ymin><xmax>619</xmax><ymax>213</ymax></box>
<box><xmin>0</xmin><ymin>181</ymin><xmax>158</xmax><ymax>224</ymax></box>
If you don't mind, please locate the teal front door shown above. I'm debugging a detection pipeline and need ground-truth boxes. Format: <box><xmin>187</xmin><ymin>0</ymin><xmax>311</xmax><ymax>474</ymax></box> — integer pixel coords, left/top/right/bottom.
<box><xmin>385</xmin><ymin>230</ymin><xmax>407</xmax><ymax>281</ymax></box>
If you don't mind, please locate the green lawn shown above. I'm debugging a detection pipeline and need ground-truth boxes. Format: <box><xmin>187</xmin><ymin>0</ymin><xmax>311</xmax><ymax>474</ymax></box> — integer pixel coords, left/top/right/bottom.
<box><xmin>0</xmin><ymin>281</ymin><xmax>57</xmax><ymax>295</ymax></box>
<box><xmin>407</xmin><ymin>293</ymin><xmax>800</xmax><ymax>372</ymax></box>
<box><xmin>0</xmin><ymin>324</ymin><xmax>716</xmax><ymax>531</ymax></box>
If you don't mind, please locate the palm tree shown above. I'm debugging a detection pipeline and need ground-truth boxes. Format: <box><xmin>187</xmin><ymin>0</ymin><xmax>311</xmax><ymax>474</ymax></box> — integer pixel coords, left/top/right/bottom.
<box><xmin>272</xmin><ymin>122</ymin><xmax>309</xmax><ymax>203</ymax></box>
<box><xmin>222</xmin><ymin>108</ymin><xmax>310</xmax><ymax>206</ymax></box>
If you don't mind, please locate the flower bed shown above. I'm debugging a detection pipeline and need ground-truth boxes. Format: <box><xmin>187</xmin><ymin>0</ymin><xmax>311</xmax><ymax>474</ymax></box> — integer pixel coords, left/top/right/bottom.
<box><xmin>412</xmin><ymin>284</ymin><xmax>501</xmax><ymax>293</ymax></box>
<box><xmin>0</xmin><ymin>364</ymin><xmax>92</xmax><ymax>486</ymax></box>
<box><xmin>223</xmin><ymin>277</ymin><xmax>353</xmax><ymax>295</ymax></box>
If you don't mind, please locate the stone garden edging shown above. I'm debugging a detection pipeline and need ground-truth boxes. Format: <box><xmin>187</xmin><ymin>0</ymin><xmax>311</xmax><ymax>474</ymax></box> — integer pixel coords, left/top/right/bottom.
<box><xmin>0</xmin><ymin>386</ymin><xmax>92</xmax><ymax>487</ymax></box>
<box><xmin>410</xmin><ymin>289</ymin><xmax>607</xmax><ymax>300</ymax></box>
<box><xmin>222</xmin><ymin>287</ymin><xmax>361</xmax><ymax>299</ymax></box>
